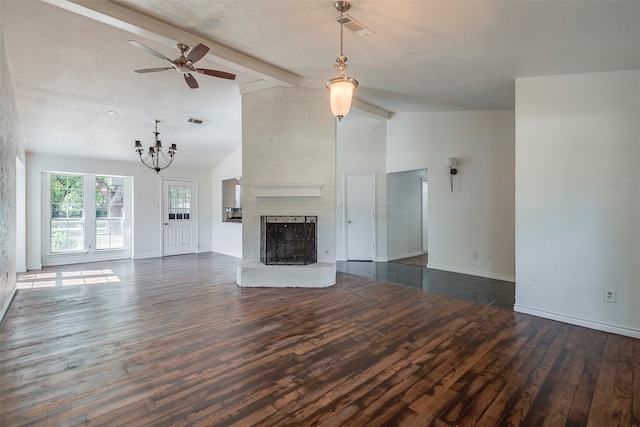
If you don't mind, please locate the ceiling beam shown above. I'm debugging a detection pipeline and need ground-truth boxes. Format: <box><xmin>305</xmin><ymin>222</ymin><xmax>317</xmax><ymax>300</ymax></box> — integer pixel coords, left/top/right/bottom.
<box><xmin>42</xmin><ymin>0</ymin><xmax>302</xmax><ymax>87</ymax></box>
<box><xmin>42</xmin><ymin>0</ymin><xmax>393</xmax><ymax>120</ymax></box>
<box><xmin>351</xmin><ymin>99</ymin><xmax>393</xmax><ymax>120</ymax></box>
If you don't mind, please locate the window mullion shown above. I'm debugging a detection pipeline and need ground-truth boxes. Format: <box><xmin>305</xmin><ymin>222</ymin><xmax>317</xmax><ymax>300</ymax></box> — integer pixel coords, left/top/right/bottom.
<box><xmin>85</xmin><ymin>174</ymin><xmax>96</xmax><ymax>251</ymax></box>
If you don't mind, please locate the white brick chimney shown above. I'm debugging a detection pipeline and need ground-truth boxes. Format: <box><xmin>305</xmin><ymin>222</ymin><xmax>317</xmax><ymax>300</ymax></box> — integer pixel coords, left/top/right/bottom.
<box><xmin>237</xmin><ymin>87</ymin><xmax>337</xmax><ymax>287</ymax></box>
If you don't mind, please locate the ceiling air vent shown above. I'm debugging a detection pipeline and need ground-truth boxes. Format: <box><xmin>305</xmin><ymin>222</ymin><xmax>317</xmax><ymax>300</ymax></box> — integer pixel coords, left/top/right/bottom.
<box><xmin>188</xmin><ymin>117</ymin><xmax>204</xmax><ymax>125</ymax></box>
<box><xmin>337</xmin><ymin>14</ymin><xmax>374</xmax><ymax>36</ymax></box>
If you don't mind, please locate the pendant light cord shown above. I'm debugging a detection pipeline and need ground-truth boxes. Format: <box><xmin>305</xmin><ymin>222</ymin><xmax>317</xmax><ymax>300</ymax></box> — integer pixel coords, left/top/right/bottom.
<box><xmin>339</xmin><ymin>9</ymin><xmax>344</xmax><ymax>57</ymax></box>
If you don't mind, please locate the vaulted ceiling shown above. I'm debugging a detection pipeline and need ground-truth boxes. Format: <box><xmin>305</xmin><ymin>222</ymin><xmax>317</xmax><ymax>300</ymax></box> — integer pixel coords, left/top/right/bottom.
<box><xmin>3</xmin><ymin>0</ymin><xmax>640</xmax><ymax>168</ymax></box>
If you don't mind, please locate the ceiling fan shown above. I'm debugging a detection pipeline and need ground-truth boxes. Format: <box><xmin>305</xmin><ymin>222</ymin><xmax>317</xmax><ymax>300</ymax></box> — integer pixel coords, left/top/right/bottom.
<box><xmin>128</xmin><ymin>40</ymin><xmax>236</xmax><ymax>88</ymax></box>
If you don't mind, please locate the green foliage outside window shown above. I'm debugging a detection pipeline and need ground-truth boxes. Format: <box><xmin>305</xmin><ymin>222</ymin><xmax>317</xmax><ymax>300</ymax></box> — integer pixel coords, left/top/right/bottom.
<box><xmin>50</xmin><ymin>174</ymin><xmax>84</xmax><ymax>252</ymax></box>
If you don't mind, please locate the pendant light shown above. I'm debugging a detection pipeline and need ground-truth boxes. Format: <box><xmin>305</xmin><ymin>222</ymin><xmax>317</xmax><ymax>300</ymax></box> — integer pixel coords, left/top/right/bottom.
<box><xmin>326</xmin><ymin>1</ymin><xmax>359</xmax><ymax>121</ymax></box>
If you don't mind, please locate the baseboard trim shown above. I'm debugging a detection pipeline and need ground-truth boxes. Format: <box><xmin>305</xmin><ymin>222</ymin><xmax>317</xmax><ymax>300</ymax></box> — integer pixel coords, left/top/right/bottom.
<box><xmin>387</xmin><ymin>251</ymin><xmax>424</xmax><ymax>262</ymax></box>
<box><xmin>0</xmin><ymin>288</ymin><xmax>17</xmax><ymax>324</ymax></box>
<box><xmin>26</xmin><ymin>263</ymin><xmax>42</xmax><ymax>271</ymax></box>
<box><xmin>514</xmin><ymin>304</ymin><xmax>640</xmax><ymax>339</ymax></box>
<box><xmin>426</xmin><ymin>263</ymin><xmax>515</xmax><ymax>282</ymax></box>
<box><xmin>132</xmin><ymin>253</ymin><xmax>162</xmax><ymax>260</ymax></box>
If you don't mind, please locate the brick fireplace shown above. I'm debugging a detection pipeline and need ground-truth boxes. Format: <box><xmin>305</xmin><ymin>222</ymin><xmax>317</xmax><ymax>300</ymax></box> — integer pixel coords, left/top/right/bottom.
<box><xmin>236</xmin><ymin>86</ymin><xmax>336</xmax><ymax>288</ymax></box>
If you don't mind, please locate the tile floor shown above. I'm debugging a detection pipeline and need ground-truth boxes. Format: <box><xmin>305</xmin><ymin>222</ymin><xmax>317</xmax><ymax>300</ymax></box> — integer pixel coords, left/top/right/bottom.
<box><xmin>336</xmin><ymin>260</ymin><xmax>515</xmax><ymax>310</ymax></box>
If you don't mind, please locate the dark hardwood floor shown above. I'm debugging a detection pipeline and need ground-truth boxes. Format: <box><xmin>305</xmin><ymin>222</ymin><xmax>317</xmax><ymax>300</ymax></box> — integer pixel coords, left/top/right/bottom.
<box><xmin>2</xmin><ymin>253</ymin><xmax>638</xmax><ymax>426</ymax></box>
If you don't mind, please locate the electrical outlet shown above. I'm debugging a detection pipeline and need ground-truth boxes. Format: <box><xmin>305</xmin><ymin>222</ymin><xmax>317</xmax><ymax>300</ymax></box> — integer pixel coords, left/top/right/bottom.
<box><xmin>485</xmin><ymin>253</ymin><xmax>491</xmax><ymax>260</ymax></box>
<box><xmin>472</xmin><ymin>252</ymin><xmax>478</xmax><ymax>260</ymax></box>
<box><xmin>604</xmin><ymin>288</ymin><xmax>616</xmax><ymax>303</ymax></box>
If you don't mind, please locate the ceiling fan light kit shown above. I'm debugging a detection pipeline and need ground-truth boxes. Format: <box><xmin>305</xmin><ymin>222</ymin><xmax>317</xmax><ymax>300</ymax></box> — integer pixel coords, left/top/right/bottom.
<box><xmin>326</xmin><ymin>1</ymin><xmax>359</xmax><ymax>121</ymax></box>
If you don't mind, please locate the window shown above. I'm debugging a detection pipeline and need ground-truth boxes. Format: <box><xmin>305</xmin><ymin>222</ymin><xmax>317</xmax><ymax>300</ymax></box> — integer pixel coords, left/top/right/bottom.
<box><xmin>168</xmin><ymin>185</ymin><xmax>191</xmax><ymax>220</ymax></box>
<box><xmin>46</xmin><ymin>172</ymin><xmax>130</xmax><ymax>260</ymax></box>
<box><xmin>95</xmin><ymin>176</ymin><xmax>125</xmax><ymax>249</ymax></box>
<box><xmin>50</xmin><ymin>173</ymin><xmax>84</xmax><ymax>253</ymax></box>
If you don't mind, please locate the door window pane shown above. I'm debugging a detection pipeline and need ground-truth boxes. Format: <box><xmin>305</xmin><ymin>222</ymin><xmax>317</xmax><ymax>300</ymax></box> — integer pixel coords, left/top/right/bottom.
<box><xmin>168</xmin><ymin>185</ymin><xmax>191</xmax><ymax>221</ymax></box>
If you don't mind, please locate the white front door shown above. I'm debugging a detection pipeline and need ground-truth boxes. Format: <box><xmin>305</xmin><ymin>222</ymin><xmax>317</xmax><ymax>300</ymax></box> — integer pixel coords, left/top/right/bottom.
<box><xmin>163</xmin><ymin>179</ymin><xmax>197</xmax><ymax>256</ymax></box>
<box><xmin>345</xmin><ymin>173</ymin><xmax>375</xmax><ymax>261</ymax></box>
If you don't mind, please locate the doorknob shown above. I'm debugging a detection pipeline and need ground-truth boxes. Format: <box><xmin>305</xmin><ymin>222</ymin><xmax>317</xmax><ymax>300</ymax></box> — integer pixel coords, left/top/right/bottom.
<box><xmin>347</xmin><ymin>220</ymin><xmax>353</xmax><ymax>224</ymax></box>
<box><xmin>164</xmin><ymin>223</ymin><xmax>168</xmax><ymax>226</ymax></box>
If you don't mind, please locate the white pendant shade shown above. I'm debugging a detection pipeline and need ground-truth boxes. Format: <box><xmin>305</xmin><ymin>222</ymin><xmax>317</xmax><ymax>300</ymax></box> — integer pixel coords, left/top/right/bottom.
<box><xmin>328</xmin><ymin>77</ymin><xmax>358</xmax><ymax>120</ymax></box>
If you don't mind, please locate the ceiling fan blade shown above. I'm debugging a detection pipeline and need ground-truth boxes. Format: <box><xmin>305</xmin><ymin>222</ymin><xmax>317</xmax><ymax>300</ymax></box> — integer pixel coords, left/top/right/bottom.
<box><xmin>134</xmin><ymin>67</ymin><xmax>172</xmax><ymax>73</ymax></box>
<box><xmin>196</xmin><ymin>68</ymin><xmax>237</xmax><ymax>80</ymax></box>
<box><xmin>128</xmin><ymin>40</ymin><xmax>172</xmax><ymax>62</ymax></box>
<box><xmin>184</xmin><ymin>73</ymin><xmax>199</xmax><ymax>89</ymax></box>
<box><xmin>186</xmin><ymin>43</ymin><xmax>209</xmax><ymax>63</ymax></box>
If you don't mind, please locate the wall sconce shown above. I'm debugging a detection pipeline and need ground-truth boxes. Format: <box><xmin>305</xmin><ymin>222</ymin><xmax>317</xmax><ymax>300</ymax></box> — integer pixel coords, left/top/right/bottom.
<box><xmin>446</xmin><ymin>157</ymin><xmax>458</xmax><ymax>192</ymax></box>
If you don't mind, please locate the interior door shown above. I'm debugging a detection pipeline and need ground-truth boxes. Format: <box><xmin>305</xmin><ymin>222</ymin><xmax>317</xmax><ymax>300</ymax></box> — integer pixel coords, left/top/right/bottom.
<box><xmin>163</xmin><ymin>179</ymin><xmax>197</xmax><ymax>256</ymax></box>
<box><xmin>345</xmin><ymin>173</ymin><xmax>375</xmax><ymax>261</ymax></box>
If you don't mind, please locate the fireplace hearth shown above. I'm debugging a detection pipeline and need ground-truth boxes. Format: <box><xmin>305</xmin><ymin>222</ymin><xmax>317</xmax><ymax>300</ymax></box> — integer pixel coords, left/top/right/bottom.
<box><xmin>260</xmin><ymin>216</ymin><xmax>317</xmax><ymax>265</ymax></box>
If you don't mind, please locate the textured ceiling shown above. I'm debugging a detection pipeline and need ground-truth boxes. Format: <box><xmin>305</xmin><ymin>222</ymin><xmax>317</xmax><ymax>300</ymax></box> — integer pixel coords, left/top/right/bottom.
<box><xmin>3</xmin><ymin>0</ymin><xmax>640</xmax><ymax>167</ymax></box>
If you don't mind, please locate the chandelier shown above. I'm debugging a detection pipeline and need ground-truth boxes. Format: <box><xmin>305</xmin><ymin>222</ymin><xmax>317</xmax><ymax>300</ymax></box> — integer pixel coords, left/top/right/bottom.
<box><xmin>326</xmin><ymin>1</ymin><xmax>359</xmax><ymax>121</ymax></box>
<box><xmin>134</xmin><ymin>120</ymin><xmax>177</xmax><ymax>173</ymax></box>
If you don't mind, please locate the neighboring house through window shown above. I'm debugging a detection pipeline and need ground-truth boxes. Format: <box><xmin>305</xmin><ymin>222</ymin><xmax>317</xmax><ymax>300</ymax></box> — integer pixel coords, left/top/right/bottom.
<box><xmin>95</xmin><ymin>176</ymin><xmax>125</xmax><ymax>250</ymax></box>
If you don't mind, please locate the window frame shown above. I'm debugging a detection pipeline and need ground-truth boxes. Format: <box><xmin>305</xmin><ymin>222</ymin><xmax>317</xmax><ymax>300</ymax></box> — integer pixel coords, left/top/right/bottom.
<box><xmin>49</xmin><ymin>173</ymin><xmax>85</xmax><ymax>254</ymax></box>
<box><xmin>42</xmin><ymin>172</ymin><xmax>133</xmax><ymax>266</ymax></box>
<box><xmin>95</xmin><ymin>175</ymin><xmax>125</xmax><ymax>250</ymax></box>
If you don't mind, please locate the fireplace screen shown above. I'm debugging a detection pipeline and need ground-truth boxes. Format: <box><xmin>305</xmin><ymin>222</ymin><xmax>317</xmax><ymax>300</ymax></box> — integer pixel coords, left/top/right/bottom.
<box><xmin>260</xmin><ymin>216</ymin><xmax>317</xmax><ymax>265</ymax></box>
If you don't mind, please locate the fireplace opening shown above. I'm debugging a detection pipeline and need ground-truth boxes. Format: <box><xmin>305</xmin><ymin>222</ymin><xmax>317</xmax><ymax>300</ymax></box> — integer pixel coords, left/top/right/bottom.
<box><xmin>260</xmin><ymin>216</ymin><xmax>317</xmax><ymax>265</ymax></box>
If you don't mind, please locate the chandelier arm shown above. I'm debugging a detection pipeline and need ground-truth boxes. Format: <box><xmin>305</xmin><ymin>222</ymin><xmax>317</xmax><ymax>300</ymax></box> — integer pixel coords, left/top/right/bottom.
<box><xmin>157</xmin><ymin>150</ymin><xmax>174</xmax><ymax>167</ymax></box>
<box><xmin>138</xmin><ymin>152</ymin><xmax>155</xmax><ymax>170</ymax></box>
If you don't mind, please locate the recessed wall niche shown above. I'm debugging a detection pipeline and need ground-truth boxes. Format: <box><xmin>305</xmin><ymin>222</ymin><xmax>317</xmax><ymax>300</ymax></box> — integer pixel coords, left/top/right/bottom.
<box><xmin>222</xmin><ymin>177</ymin><xmax>242</xmax><ymax>222</ymax></box>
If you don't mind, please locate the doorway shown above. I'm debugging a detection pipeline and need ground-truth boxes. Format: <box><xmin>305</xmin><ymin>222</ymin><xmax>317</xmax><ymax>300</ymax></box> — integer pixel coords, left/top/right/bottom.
<box><xmin>386</xmin><ymin>169</ymin><xmax>427</xmax><ymax>261</ymax></box>
<box><xmin>162</xmin><ymin>179</ymin><xmax>198</xmax><ymax>256</ymax></box>
<box><xmin>345</xmin><ymin>172</ymin><xmax>375</xmax><ymax>261</ymax></box>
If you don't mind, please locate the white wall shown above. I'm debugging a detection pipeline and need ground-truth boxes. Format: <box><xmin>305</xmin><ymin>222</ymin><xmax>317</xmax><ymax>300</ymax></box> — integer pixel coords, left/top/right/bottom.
<box><xmin>515</xmin><ymin>70</ymin><xmax>640</xmax><ymax>338</ymax></box>
<box><xmin>26</xmin><ymin>153</ymin><xmax>213</xmax><ymax>269</ymax></box>
<box><xmin>336</xmin><ymin>117</ymin><xmax>388</xmax><ymax>261</ymax></box>
<box><xmin>387</xmin><ymin>169</ymin><xmax>427</xmax><ymax>260</ymax></box>
<box><xmin>212</xmin><ymin>146</ymin><xmax>242</xmax><ymax>258</ymax></box>
<box><xmin>387</xmin><ymin>111</ymin><xmax>515</xmax><ymax>281</ymax></box>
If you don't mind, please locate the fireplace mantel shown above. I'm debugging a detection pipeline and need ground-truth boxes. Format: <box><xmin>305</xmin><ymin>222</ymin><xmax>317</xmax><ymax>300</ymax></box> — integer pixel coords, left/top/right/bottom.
<box><xmin>252</xmin><ymin>184</ymin><xmax>324</xmax><ymax>198</ymax></box>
